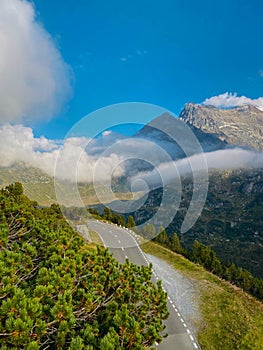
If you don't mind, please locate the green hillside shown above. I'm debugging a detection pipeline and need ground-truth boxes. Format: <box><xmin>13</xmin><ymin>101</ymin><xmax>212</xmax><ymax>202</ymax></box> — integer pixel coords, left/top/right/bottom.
<box><xmin>0</xmin><ymin>164</ymin><xmax>133</xmax><ymax>207</ymax></box>
<box><xmin>0</xmin><ymin>183</ymin><xmax>168</xmax><ymax>349</ymax></box>
<box><xmin>1</xmin><ymin>182</ymin><xmax>262</xmax><ymax>349</ymax></box>
<box><xmin>130</xmin><ymin>168</ymin><xmax>263</xmax><ymax>278</ymax></box>
<box><xmin>0</xmin><ymin>164</ymin><xmax>57</xmax><ymax>206</ymax></box>
<box><xmin>141</xmin><ymin>242</ymin><xmax>263</xmax><ymax>350</ymax></box>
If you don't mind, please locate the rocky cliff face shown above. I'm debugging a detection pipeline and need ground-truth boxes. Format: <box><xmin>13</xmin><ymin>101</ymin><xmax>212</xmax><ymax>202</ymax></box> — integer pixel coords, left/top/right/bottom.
<box><xmin>179</xmin><ymin>103</ymin><xmax>263</xmax><ymax>151</ymax></box>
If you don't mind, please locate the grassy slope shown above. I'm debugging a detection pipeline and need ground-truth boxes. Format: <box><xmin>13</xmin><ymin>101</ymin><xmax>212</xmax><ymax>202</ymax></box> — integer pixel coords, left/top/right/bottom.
<box><xmin>141</xmin><ymin>241</ymin><xmax>263</xmax><ymax>350</ymax></box>
<box><xmin>0</xmin><ymin>165</ymin><xmax>133</xmax><ymax>206</ymax></box>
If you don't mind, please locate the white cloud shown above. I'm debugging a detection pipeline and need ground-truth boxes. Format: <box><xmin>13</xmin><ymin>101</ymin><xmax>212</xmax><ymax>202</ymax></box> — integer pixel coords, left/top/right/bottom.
<box><xmin>202</xmin><ymin>92</ymin><xmax>263</xmax><ymax>111</ymax></box>
<box><xmin>259</xmin><ymin>70</ymin><xmax>263</xmax><ymax>77</ymax></box>
<box><xmin>130</xmin><ymin>148</ymin><xmax>263</xmax><ymax>191</ymax></box>
<box><xmin>102</xmin><ymin>130</ymin><xmax>112</xmax><ymax>137</ymax></box>
<box><xmin>55</xmin><ymin>138</ymin><xmax>124</xmax><ymax>183</ymax></box>
<box><xmin>1</xmin><ymin>124</ymin><xmax>262</xmax><ymax>186</ymax></box>
<box><xmin>0</xmin><ymin>0</ymin><xmax>72</xmax><ymax>123</ymax></box>
<box><xmin>0</xmin><ymin>124</ymin><xmax>125</xmax><ymax>183</ymax></box>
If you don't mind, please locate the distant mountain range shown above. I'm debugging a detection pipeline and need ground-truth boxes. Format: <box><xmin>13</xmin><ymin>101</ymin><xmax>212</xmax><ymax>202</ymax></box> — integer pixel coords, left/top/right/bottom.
<box><xmin>1</xmin><ymin>103</ymin><xmax>262</xmax><ymax>277</ymax></box>
<box><xmin>136</xmin><ymin>103</ymin><xmax>263</xmax><ymax>159</ymax></box>
<box><xmin>132</xmin><ymin>103</ymin><xmax>263</xmax><ymax>277</ymax></box>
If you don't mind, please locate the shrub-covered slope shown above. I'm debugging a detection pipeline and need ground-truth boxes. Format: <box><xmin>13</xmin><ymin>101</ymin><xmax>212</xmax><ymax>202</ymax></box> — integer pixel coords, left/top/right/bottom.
<box><xmin>0</xmin><ymin>183</ymin><xmax>168</xmax><ymax>349</ymax></box>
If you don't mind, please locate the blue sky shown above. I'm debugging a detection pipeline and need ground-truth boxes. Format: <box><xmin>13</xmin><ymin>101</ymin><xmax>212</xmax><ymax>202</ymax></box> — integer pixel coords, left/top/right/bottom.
<box><xmin>1</xmin><ymin>0</ymin><xmax>263</xmax><ymax>139</ymax></box>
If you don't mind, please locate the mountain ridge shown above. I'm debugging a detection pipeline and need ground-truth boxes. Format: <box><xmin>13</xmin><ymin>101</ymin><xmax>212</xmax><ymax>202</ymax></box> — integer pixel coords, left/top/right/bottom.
<box><xmin>135</xmin><ymin>111</ymin><xmax>228</xmax><ymax>159</ymax></box>
<box><xmin>179</xmin><ymin>103</ymin><xmax>263</xmax><ymax>151</ymax></box>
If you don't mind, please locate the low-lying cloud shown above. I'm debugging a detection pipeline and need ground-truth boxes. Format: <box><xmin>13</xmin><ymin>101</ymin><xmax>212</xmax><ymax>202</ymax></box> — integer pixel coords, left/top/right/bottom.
<box><xmin>0</xmin><ymin>0</ymin><xmax>72</xmax><ymax>123</ymax></box>
<box><xmin>130</xmin><ymin>148</ymin><xmax>263</xmax><ymax>191</ymax></box>
<box><xmin>202</xmin><ymin>92</ymin><xmax>263</xmax><ymax>111</ymax></box>
<box><xmin>1</xmin><ymin>124</ymin><xmax>263</xmax><ymax>186</ymax></box>
<box><xmin>0</xmin><ymin>124</ymin><xmax>124</xmax><ymax>183</ymax></box>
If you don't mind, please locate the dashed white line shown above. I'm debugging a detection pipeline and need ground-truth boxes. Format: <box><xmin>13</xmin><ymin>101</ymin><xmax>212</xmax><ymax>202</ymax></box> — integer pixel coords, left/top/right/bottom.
<box><xmin>90</xmin><ymin>221</ymin><xmax>200</xmax><ymax>350</ymax></box>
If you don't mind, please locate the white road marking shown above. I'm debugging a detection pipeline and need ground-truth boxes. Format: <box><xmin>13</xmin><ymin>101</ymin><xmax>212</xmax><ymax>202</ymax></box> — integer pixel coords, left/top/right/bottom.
<box><xmin>89</xmin><ymin>221</ymin><xmax>200</xmax><ymax>350</ymax></box>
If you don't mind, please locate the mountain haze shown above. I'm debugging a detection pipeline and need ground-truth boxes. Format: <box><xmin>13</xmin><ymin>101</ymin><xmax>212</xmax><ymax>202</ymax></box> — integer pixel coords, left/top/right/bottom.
<box><xmin>135</xmin><ymin>112</ymin><xmax>228</xmax><ymax>159</ymax></box>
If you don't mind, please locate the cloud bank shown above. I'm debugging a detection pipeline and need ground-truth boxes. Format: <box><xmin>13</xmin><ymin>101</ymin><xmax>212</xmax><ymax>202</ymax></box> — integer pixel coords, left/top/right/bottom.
<box><xmin>0</xmin><ymin>124</ymin><xmax>124</xmax><ymax>183</ymax></box>
<box><xmin>202</xmin><ymin>92</ymin><xmax>263</xmax><ymax>111</ymax></box>
<box><xmin>0</xmin><ymin>0</ymin><xmax>72</xmax><ymax>123</ymax></box>
<box><xmin>1</xmin><ymin>124</ymin><xmax>263</xmax><ymax>186</ymax></box>
<box><xmin>130</xmin><ymin>148</ymin><xmax>263</xmax><ymax>191</ymax></box>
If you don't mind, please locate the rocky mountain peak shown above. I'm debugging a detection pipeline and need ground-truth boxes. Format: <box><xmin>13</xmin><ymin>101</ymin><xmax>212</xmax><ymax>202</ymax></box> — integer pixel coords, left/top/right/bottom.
<box><xmin>179</xmin><ymin>103</ymin><xmax>263</xmax><ymax>151</ymax></box>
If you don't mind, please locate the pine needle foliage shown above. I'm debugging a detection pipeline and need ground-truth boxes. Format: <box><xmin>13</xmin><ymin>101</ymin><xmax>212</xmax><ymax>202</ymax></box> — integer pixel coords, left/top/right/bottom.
<box><xmin>0</xmin><ymin>183</ymin><xmax>168</xmax><ymax>349</ymax></box>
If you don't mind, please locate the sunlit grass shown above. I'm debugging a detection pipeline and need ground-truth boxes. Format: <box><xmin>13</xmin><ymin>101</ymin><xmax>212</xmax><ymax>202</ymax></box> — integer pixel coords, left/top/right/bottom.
<box><xmin>141</xmin><ymin>241</ymin><xmax>263</xmax><ymax>350</ymax></box>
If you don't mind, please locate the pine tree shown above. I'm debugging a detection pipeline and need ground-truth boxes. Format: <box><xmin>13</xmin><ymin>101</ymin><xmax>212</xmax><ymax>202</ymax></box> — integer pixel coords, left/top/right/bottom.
<box><xmin>155</xmin><ymin>227</ymin><xmax>169</xmax><ymax>245</ymax></box>
<box><xmin>127</xmin><ymin>215</ymin><xmax>136</xmax><ymax>228</ymax></box>
<box><xmin>141</xmin><ymin>223</ymin><xmax>156</xmax><ymax>239</ymax></box>
<box><xmin>169</xmin><ymin>233</ymin><xmax>182</xmax><ymax>253</ymax></box>
<box><xmin>0</xmin><ymin>183</ymin><xmax>169</xmax><ymax>349</ymax></box>
<box><xmin>103</xmin><ymin>207</ymin><xmax>112</xmax><ymax>221</ymax></box>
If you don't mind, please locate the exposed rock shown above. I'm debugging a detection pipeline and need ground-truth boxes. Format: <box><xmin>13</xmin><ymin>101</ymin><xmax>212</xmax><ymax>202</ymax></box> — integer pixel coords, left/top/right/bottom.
<box><xmin>179</xmin><ymin>103</ymin><xmax>263</xmax><ymax>151</ymax></box>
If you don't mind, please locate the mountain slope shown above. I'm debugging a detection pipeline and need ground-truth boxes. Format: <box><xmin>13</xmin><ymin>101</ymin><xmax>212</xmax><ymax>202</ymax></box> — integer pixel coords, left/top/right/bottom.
<box><xmin>141</xmin><ymin>241</ymin><xmax>263</xmax><ymax>350</ymax></box>
<box><xmin>135</xmin><ymin>112</ymin><xmax>228</xmax><ymax>159</ymax></box>
<box><xmin>0</xmin><ymin>163</ymin><xmax>132</xmax><ymax>206</ymax></box>
<box><xmin>0</xmin><ymin>184</ymin><xmax>168</xmax><ymax>349</ymax></box>
<box><xmin>179</xmin><ymin>103</ymin><xmax>263</xmax><ymax>151</ymax></box>
<box><xmin>129</xmin><ymin>168</ymin><xmax>263</xmax><ymax>278</ymax></box>
<box><xmin>131</xmin><ymin>105</ymin><xmax>263</xmax><ymax>277</ymax></box>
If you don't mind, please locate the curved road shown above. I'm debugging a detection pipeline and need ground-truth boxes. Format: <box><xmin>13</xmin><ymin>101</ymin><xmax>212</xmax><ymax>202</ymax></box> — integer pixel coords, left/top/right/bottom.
<box><xmin>87</xmin><ymin>220</ymin><xmax>200</xmax><ymax>350</ymax></box>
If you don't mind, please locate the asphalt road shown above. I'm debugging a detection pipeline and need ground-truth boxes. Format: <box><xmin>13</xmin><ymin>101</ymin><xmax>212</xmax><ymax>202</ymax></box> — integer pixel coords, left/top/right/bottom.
<box><xmin>87</xmin><ymin>220</ymin><xmax>200</xmax><ymax>350</ymax></box>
